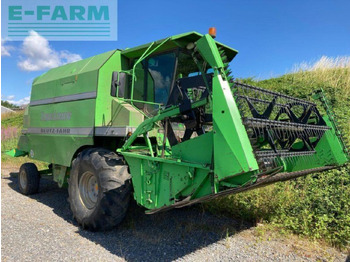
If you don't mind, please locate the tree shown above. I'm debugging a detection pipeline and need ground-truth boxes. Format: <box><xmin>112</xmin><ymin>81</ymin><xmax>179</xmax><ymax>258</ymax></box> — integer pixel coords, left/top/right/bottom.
<box><xmin>1</xmin><ymin>100</ymin><xmax>19</xmax><ymax>109</ymax></box>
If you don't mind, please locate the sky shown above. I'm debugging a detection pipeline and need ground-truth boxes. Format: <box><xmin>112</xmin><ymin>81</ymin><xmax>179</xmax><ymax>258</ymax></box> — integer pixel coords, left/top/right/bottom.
<box><xmin>1</xmin><ymin>0</ymin><xmax>350</xmax><ymax>105</ymax></box>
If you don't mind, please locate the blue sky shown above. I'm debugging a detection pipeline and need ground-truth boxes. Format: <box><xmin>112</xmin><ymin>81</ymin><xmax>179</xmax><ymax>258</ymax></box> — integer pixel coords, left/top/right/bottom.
<box><xmin>2</xmin><ymin>0</ymin><xmax>350</xmax><ymax>105</ymax></box>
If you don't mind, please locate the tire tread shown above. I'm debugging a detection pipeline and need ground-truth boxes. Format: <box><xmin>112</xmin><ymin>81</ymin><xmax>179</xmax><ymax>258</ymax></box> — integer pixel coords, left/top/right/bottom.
<box><xmin>68</xmin><ymin>148</ymin><xmax>131</xmax><ymax>231</ymax></box>
<box><xmin>19</xmin><ymin>163</ymin><xmax>40</xmax><ymax>195</ymax></box>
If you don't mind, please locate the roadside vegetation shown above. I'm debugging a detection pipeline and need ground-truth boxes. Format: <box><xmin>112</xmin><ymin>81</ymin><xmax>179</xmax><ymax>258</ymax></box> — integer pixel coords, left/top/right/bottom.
<box><xmin>206</xmin><ymin>56</ymin><xmax>350</xmax><ymax>250</ymax></box>
<box><xmin>1</xmin><ymin>111</ymin><xmax>46</xmax><ymax>169</ymax></box>
<box><xmin>2</xmin><ymin>56</ymin><xmax>349</xmax><ymax>249</ymax></box>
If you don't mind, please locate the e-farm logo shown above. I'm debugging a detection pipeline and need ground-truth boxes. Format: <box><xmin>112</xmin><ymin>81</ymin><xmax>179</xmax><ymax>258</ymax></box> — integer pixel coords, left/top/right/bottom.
<box><xmin>2</xmin><ymin>0</ymin><xmax>117</xmax><ymax>41</ymax></box>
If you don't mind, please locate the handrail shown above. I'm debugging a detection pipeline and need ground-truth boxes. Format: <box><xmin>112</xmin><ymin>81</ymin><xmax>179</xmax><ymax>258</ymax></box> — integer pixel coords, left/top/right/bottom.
<box><xmin>119</xmin><ymin>98</ymin><xmax>208</xmax><ymax>152</ymax></box>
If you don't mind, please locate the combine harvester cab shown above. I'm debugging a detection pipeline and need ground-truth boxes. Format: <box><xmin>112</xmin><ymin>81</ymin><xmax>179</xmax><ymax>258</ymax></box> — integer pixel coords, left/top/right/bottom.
<box><xmin>9</xmin><ymin>29</ymin><xmax>349</xmax><ymax>230</ymax></box>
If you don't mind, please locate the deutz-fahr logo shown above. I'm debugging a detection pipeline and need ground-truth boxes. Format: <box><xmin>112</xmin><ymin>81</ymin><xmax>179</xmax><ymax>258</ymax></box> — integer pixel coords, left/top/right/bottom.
<box><xmin>41</xmin><ymin>128</ymin><xmax>71</xmax><ymax>134</ymax></box>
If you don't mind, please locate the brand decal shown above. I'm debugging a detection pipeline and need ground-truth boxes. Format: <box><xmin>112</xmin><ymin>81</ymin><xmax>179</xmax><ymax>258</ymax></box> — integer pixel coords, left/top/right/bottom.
<box><xmin>41</xmin><ymin>128</ymin><xmax>71</xmax><ymax>134</ymax></box>
<box><xmin>41</xmin><ymin>111</ymin><xmax>72</xmax><ymax>121</ymax></box>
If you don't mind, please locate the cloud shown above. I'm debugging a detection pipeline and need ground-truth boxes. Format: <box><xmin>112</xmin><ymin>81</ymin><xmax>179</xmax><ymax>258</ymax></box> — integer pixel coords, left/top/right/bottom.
<box><xmin>17</xmin><ymin>31</ymin><xmax>82</xmax><ymax>71</ymax></box>
<box><xmin>1</xmin><ymin>95</ymin><xmax>16</xmax><ymax>100</ymax></box>
<box><xmin>1</xmin><ymin>38</ymin><xmax>14</xmax><ymax>56</ymax></box>
<box><xmin>60</xmin><ymin>50</ymin><xmax>83</xmax><ymax>64</ymax></box>
<box><xmin>149</xmin><ymin>69</ymin><xmax>171</xmax><ymax>89</ymax></box>
<box><xmin>6</xmin><ymin>96</ymin><xmax>30</xmax><ymax>106</ymax></box>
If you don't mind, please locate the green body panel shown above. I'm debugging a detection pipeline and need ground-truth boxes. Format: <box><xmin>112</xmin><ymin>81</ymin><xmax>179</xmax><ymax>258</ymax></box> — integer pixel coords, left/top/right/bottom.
<box><xmin>28</xmin><ymin>99</ymin><xmax>95</xmax><ymax>128</ymax></box>
<box><xmin>27</xmin><ymin>135</ymin><xmax>92</xmax><ymax>166</ymax></box>
<box><xmin>95</xmin><ymin>50</ymin><xmax>122</xmax><ymax>127</ymax></box>
<box><xmin>283</xmin><ymin>116</ymin><xmax>349</xmax><ymax>172</ymax></box>
<box><xmin>17</xmin><ymin>51</ymin><xmax>118</xmax><ymax>166</ymax></box>
<box><xmin>212</xmin><ymin>74</ymin><xmax>259</xmax><ymax>180</ymax></box>
<box><xmin>196</xmin><ymin>35</ymin><xmax>258</xmax><ymax>181</ymax></box>
<box><xmin>196</xmin><ymin>34</ymin><xmax>224</xmax><ymax>69</ymax></box>
<box><xmin>13</xmin><ymin>31</ymin><xmax>348</xmax><ymax>211</ymax></box>
<box><xmin>110</xmin><ymin>100</ymin><xmax>144</xmax><ymax>127</ymax></box>
<box><xmin>95</xmin><ymin>50</ymin><xmax>144</xmax><ymax>128</ymax></box>
<box><xmin>172</xmin><ymin>132</ymin><xmax>213</xmax><ymax>166</ymax></box>
<box><xmin>123</xmin><ymin>153</ymin><xmax>211</xmax><ymax>209</ymax></box>
<box><xmin>22</xmin><ymin>99</ymin><xmax>95</xmax><ymax>166</ymax></box>
<box><xmin>31</xmin><ymin>51</ymin><xmax>116</xmax><ymax>101</ymax></box>
<box><xmin>320</xmin><ymin>117</ymin><xmax>349</xmax><ymax>165</ymax></box>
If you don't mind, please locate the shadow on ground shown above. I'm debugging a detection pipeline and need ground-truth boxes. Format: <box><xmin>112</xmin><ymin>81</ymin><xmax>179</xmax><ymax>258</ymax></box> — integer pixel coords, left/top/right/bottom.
<box><xmin>6</xmin><ymin>172</ymin><xmax>252</xmax><ymax>262</ymax></box>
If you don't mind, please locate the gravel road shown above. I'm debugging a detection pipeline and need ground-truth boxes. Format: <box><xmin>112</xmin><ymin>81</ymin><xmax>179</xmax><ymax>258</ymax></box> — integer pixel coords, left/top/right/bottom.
<box><xmin>1</xmin><ymin>168</ymin><xmax>348</xmax><ymax>262</ymax></box>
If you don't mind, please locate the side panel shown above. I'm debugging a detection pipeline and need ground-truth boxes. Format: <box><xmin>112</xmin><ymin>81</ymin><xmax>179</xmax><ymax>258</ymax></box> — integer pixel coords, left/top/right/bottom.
<box><xmin>212</xmin><ymin>75</ymin><xmax>259</xmax><ymax>180</ymax></box>
<box><xmin>31</xmin><ymin>51</ymin><xmax>116</xmax><ymax>101</ymax></box>
<box><xmin>27</xmin><ymin>135</ymin><xmax>92</xmax><ymax>166</ymax></box>
<box><xmin>284</xmin><ymin>116</ymin><xmax>349</xmax><ymax>172</ymax></box>
<box><xmin>196</xmin><ymin>34</ymin><xmax>259</xmax><ymax>180</ymax></box>
<box><xmin>95</xmin><ymin>52</ymin><xmax>144</xmax><ymax>129</ymax></box>
<box><xmin>18</xmin><ymin>51</ymin><xmax>118</xmax><ymax>166</ymax></box>
<box><xmin>123</xmin><ymin>154</ymin><xmax>211</xmax><ymax>209</ymax></box>
<box><xmin>172</xmin><ymin>132</ymin><xmax>213</xmax><ymax>166</ymax></box>
<box><xmin>20</xmin><ymin>99</ymin><xmax>95</xmax><ymax>166</ymax></box>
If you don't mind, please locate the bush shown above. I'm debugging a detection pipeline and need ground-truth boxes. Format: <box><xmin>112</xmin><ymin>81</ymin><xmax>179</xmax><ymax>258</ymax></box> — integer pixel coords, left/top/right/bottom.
<box><xmin>207</xmin><ymin>167</ymin><xmax>350</xmax><ymax>248</ymax></box>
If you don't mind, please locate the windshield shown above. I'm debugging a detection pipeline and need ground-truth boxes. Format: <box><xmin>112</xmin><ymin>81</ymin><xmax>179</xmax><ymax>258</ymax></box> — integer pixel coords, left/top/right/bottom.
<box><xmin>147</xmin><ymin>52</ymin><xmax>176</xmax><ymax>105</ymax></box>
<box><xmin>130</xmin><ymin>49</ymin><xmax>210</xmax><ymax>115</ymax></box>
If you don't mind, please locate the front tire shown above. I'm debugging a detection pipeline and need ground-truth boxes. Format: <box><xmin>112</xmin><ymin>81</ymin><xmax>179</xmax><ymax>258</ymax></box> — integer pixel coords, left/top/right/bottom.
<box><xmin>18</xmin><ymin>163</ymin><xmax>40</xmax><ymax>195</ymax></box>
<box><xmin>68</xmin><ymin>148</ymin><xmax>131</xmax><ymax>231</ymax></box>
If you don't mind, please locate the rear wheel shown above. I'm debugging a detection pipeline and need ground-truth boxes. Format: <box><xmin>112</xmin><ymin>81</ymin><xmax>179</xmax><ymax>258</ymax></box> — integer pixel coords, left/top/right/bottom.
<box><xmin>18</xmin><ymin>163</ymin><xmax>40</xmax><ymax>195</ymax></box>
<box><xmin>68</xmin><ymin>148</ymin><xmax>132</xmax><ymax>231</ymax></box>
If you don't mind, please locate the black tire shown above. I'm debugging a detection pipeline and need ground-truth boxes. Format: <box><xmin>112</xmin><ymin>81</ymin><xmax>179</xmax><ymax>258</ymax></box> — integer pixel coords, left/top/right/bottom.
<box><xmin>68</xmin><ymin>148</ymin><xmax>132</xmax><ymax>231</ymax></box>
<box><xmin>18</xmin><ymin>163</ymin><xmax>40</xmax><ymax>195</ymax></box>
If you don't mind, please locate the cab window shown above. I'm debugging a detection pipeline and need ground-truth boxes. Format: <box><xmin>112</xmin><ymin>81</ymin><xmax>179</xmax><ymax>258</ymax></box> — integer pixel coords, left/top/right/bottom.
<box><xmin>147</xmin><ymin>52</ymin><xmax>176</xmax><ymax>105</ymax></box>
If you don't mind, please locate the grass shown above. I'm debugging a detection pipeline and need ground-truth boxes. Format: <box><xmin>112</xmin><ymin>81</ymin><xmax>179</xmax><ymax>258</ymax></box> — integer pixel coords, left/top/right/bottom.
<box><xmin>206</xmin><ymin>56</ymin><xmax>350</xmax><ymax>250</ymax></box>
<box><xmin>1</xmin><ymin>111</ymin><xmax>47</xmax><ymax>170</ymax></box>
<box><xmin>291</xmin><ymin>56</ymin><xmax>350</xmax><ymax>97</ymax></box>
<box><xmin>2</xmin><ymin>111</ymin><xmax>24</xmax><ymax>128</ymax></box>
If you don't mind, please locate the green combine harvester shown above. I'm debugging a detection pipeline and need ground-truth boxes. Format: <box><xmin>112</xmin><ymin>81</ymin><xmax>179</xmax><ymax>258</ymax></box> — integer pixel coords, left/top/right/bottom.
<box><xmin>9</xmin><ymin>29</ymin><xmax>349</xmax><ymax>231</ymax></box>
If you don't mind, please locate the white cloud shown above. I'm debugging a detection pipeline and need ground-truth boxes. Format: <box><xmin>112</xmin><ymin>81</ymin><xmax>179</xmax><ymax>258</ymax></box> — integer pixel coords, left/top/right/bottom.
<box><xmin>17</xmin><ymin>31</ymin><xmax>82</xmax><ymax>71</ymax></box>
<box><xmin>6</xmin><ymin>96</ymin><xmax>30</xmax><ymax>106</ymax></box>
<box><xmin>149</xmin><ymin>69</ymin><xmax>171</xmax><ymax>89</ymax></box>
<box><xmin>1</xmin><ymin>95</ymin><xmax>16</xmax><ymax>100</ymax></box>
<box><xmin>60</xmin><ymin>50</ymin><xmax>83</xmax><ymax>64</ymax></box>
<box><xmin>1</xmin><ymin>38</ymin><xmax>14</xmax><ymax>56</ymax></box>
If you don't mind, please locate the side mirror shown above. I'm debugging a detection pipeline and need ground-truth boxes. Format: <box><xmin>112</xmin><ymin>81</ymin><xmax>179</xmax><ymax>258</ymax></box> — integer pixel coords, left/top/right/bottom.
<box><xmin>111</xmin><ymin>71</ymin><xmax>127</xmax><ymax>98</ymax></box>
